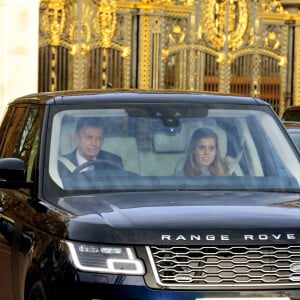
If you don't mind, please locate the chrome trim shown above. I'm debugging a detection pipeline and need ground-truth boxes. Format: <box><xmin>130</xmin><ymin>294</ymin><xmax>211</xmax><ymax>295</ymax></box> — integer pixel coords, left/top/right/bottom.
<box><xmin>146</xmin><ymin>245</ymin><xmax>300</xmax><ymax>288</ymax></box>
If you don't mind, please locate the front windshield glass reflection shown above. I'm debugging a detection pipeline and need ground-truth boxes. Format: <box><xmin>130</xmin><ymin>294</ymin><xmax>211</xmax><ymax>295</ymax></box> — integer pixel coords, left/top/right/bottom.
<box><xmin>47</xmin><ymin>105</ymin><xmax>300</xmax><ymax>193</ymax></box>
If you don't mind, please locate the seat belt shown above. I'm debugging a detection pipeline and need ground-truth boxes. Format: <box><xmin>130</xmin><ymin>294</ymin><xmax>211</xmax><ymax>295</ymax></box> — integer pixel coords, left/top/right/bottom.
<box><xmin>58</xmin><ymin>156</ymin><xmax>77</xmax><ymax>173</ymax></box>
<box><xmin>229</xmin><ymin>138</ymin><xmax>246</xmax><ymax>175</ymax></box>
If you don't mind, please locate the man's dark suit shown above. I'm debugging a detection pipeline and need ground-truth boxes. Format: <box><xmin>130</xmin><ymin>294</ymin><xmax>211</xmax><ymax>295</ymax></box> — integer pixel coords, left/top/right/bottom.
<box><xmin>58</xmin><ymin>149</ymin><xmax>123</xmax><ymax>187</ymax></box>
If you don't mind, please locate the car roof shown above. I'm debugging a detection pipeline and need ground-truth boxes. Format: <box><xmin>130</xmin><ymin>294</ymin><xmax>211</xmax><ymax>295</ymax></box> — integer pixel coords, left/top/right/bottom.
<box><xmin>10</xmin><ymin>89</ymin><xmax>268</xmax><ymax>106</ymax></box>
<box><xmin>282</xmin><ymin>121</ymin><xmax>300</xmax><ymax>129</ymax></box>
<box><xmin>283</xmin><ymin>106</ymin><xmax>300</xmax><ymax>112</ymax></box>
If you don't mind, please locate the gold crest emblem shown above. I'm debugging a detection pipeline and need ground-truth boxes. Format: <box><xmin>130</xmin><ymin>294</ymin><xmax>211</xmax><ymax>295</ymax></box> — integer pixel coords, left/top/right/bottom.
<box><xmin>202</xmin><ymin>0</ymin><xmax>249</xmax><ymax>50</ymax></box>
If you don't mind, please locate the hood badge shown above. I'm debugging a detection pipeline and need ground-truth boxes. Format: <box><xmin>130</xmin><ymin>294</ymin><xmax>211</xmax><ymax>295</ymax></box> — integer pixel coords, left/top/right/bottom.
<box><xmin>161</xmin><ymin>233</ymin><xmax>297</xmax><ymax>241</ymax></box>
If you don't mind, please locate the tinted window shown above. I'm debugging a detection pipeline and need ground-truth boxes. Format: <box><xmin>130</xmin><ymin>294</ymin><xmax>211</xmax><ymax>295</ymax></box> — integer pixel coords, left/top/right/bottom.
<box><xmin>0</xmin><ymin>106</ymin><xmax>43</xmax><ymax>181</ymax></box>
<box><xmin>282</xmin><ymin>109</ymin><xmax>300</xmax><ymax>121</ymax></box>
<box><xmin>0</xmin><ymin>106</ymin><xmax>27</xmax><ymax>157</ymax></box>
<box><xmin>43</xmin><ymin>103</ymin><xmax>300</xmax><ymax>204</ymax></box>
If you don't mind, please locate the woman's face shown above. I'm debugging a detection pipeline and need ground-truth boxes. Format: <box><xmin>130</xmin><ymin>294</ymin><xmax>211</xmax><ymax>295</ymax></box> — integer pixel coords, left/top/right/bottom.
<box><xmin>194</xmin><ymin>137</ymin><xmax>217</xmax><ymax>170</ymax></box>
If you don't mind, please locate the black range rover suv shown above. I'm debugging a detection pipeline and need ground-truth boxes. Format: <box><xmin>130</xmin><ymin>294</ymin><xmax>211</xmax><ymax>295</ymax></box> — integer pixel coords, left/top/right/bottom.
<box><xmin>1</xmin><ymin>89</ymin><xmax>300</xmax><ymax>300</ymax></box>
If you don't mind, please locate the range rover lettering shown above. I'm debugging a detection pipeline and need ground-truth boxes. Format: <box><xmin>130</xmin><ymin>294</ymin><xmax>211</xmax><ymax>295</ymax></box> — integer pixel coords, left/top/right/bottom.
<box><xmin>0</xmin><ymin>89</ymin><xmax>300</xmax><ymax>300</ymax></box>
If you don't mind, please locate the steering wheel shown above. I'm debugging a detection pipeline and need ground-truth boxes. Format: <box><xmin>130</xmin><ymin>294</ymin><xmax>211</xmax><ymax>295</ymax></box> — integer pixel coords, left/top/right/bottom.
<box><xmin>72</xmin><ymin>159</ymin><xmax>123</xmax><ymax>174</ymax></box>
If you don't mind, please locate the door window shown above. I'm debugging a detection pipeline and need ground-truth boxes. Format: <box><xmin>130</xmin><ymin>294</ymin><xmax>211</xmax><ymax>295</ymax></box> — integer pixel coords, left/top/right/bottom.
<box><xmin>0</xmin><ymin>106</ymin><xmax>43</xmax><ymax>181</ymax></box>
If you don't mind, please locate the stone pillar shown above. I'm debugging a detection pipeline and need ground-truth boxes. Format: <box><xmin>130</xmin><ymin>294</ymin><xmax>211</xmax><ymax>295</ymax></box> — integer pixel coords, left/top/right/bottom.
<box><xmin>0</xmin><ymin>0</ymin><xmax>39</xmax><ymax>121</ymax></box>
<box><xmin>281</xmin><ymin>0</ymin><xmax>300</xmax><ymax>107</ymax></box>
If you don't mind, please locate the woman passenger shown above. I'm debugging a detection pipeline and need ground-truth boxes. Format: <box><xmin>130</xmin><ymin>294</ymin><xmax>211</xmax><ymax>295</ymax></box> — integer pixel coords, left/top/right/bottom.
<box><xmin>182</xmin><ymin>128</ymin><xmax>229</xmax><ymax>176</ymax></box>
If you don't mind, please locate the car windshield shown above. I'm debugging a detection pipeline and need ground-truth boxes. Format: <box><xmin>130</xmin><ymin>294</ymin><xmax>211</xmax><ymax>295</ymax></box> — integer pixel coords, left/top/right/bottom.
<box><xmin>45</xmin><ymin>103</ymin><xmax>300</xmax><ymax>196</ymax></box>
<box><xmin>287</xmin><ymin>131</ymin><xmax>300</xmax><ymax>150</ymax></box>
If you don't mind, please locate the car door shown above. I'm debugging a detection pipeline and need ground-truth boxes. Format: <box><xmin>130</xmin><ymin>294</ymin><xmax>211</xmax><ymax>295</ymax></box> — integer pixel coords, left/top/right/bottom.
<box><xmin>0</xmin><ymin>104</ymin><xmax>43</xmax><ymax>300</ymax></box>
<box><xmin>0</xmin><ymin>206</ymin><xmax>14</xmax><ymax>300</ymax></box>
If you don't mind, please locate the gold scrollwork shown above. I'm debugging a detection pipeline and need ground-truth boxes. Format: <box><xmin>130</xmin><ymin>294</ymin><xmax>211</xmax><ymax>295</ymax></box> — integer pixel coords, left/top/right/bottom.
<box><xmin>263</xmin><ymin>31</ymin><xmax>280</xmax><ymax>50</ymax></box>
<box><xmin>140</xmin><ymin>0</ymin><xmax>194</xmax><ymax>7</ymax></box>
<box><xmin>69</xmin><ymin>21</ymin><xmax>91</xmax><ymax>56</ymax></box>
<box><xmin>168</xmin><ymin>24</ymin><xmax>186</xmax><ymax>44</ymax></box>
<box><xmin>203</xmin><ymin>0</ymin><xmax>249</xmax><ymax>50</ymax></box>
<box><xmin>162</xmin><ymin>49</ymin><xmax>169</xmax><ymax>60</ymax></box>
<box><xmin>278</xmin><ymin>56</ymin><xmax>287</xmax><ymax>67</ymax></box>
<box><xmin>260</xmin><ymin>0</ymin><xmax>284</xmax><ymax>14</ymax></box>
<box><xmin>97</xmin><ymin>0</ymin><xmax>117</xmax><ymax>48</ymax></box>
<box><xmin>121</xmin><ymin>46</ymin><xmax>130</xmax><ymax>58</ymax></box>
<box><xmin>43</xmin><ymin>0</ymin><xmax>66</xmax><ymax>46</ymax></box>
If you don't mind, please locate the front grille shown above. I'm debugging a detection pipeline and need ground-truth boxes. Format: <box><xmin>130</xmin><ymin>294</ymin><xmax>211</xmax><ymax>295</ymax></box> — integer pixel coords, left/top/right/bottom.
<box><xmin>147</xmin><ymin>245</ymin><xmax>300</xmax><ymax>288</ymax></box>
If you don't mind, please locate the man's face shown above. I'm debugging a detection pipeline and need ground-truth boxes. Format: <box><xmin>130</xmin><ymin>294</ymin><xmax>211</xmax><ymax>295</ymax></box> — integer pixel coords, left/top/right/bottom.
<box><xmin>75</xmin><ymin>126</ymin><xmax>103</xmax><ymax>160</ymax></box>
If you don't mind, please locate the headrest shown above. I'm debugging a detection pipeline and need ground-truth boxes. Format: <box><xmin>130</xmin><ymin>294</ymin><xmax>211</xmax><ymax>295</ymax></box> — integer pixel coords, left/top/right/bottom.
<box><xmin>153</xmin><ymin>123</ymin><xmax>227</xmax><ymax>158</ymax></box>
<box><xmin>153</xmin><ymin>128</ymin><xmax>186</xmax><ymax>153</ymax></box>
<box><xmin>59</xmin><ymin>121</ymin><xmax>76</xmax><ymax>155</ymax></box>
<box><xmin>102</xmin><ymin>137</ymin><xmax>140</xmax><ymax>173</ymax></box>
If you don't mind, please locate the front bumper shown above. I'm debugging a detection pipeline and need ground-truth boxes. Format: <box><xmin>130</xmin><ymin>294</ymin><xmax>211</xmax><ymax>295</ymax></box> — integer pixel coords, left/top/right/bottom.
<box><xmin>56</xmin><ymin>272</ymin><xmax>300</xmax><ymax>300</ymax></box>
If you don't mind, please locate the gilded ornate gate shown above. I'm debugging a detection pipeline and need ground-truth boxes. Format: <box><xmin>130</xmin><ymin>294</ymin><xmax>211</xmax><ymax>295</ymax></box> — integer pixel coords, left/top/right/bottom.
<box><xmin>39</xmin><ymin>0</ymin><xmax>291</xmax><ymax>114</ymax></box>
<box><xmin>39</xmin><ymin>0</ymin><xmax>133</xmax><ymax>90</ymax></box>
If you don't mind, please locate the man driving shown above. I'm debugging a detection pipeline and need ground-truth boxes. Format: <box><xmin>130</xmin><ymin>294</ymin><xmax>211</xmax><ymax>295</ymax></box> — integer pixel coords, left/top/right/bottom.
<box><xmin>58</xmin><ymin>117</ymin><xmax>123</xmax><ymax>182</ymax></box>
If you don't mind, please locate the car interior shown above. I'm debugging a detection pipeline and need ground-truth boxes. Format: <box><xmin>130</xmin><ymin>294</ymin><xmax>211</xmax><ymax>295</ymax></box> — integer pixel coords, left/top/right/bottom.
<box><xmin>47</xmin><ymin>107</ymin><xmax>300</xmax><ymax>190</ymax></box>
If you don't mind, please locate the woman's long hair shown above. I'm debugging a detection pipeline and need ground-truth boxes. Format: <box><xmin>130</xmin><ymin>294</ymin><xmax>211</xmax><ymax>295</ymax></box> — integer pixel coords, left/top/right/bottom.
<box><xmin>183</xmin><ymin>128</ymin><xmax>229</xmax><ymax>176</ymax></box>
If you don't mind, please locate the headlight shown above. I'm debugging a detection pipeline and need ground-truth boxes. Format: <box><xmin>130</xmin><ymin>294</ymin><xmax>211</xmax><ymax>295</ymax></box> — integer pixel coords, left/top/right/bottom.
<box><xmin>65</xmin><ymin>241</ymin><xmax>145</xmax><ymax>275</ymax></box>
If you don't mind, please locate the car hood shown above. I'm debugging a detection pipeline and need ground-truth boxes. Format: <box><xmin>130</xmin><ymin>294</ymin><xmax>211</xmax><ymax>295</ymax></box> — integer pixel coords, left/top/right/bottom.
<box><xmin>60</xmin><ymin>191</ymin><xmax>300</xmax><ymax>245</ymax></box>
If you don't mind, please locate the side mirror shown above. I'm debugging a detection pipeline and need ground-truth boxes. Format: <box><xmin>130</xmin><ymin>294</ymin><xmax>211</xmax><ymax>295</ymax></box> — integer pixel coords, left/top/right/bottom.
<box><xmin>0</xmin><ymin>158</ymin><xmax>26</xmax><ymax>182</ymax></box>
